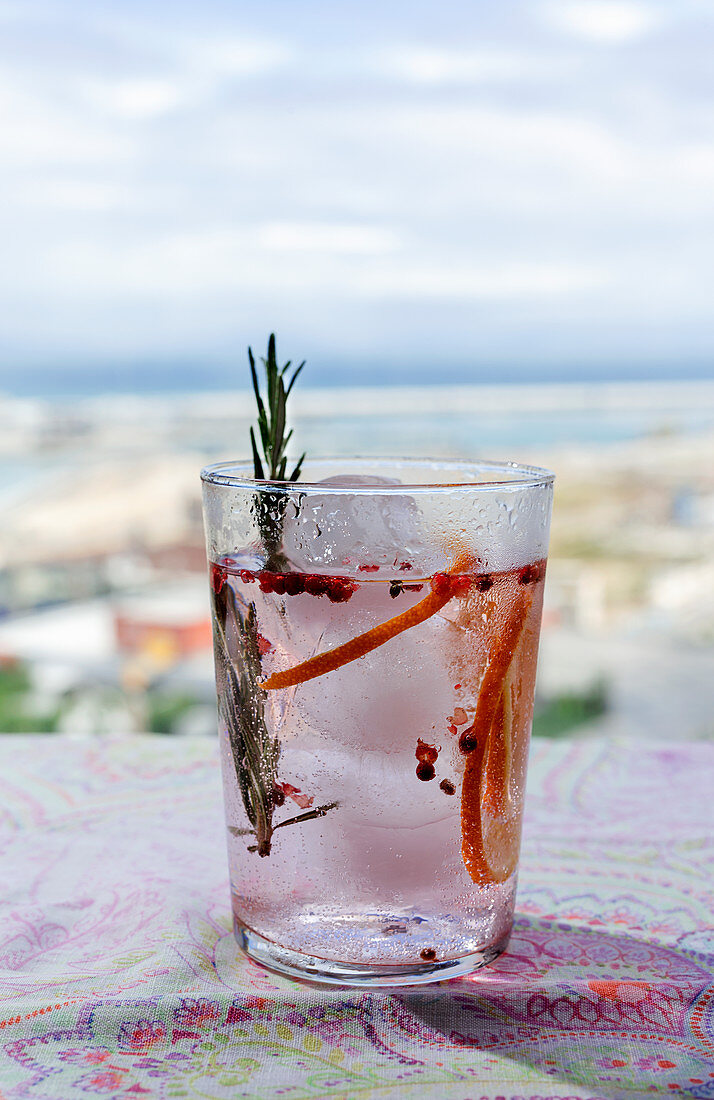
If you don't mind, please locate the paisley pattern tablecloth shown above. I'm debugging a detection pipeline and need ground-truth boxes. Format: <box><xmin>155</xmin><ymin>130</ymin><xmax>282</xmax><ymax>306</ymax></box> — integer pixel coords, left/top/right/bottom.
<box><xmin>1</xmin><ymin>734</ymin><xmax>713</xmax><ymax>1100</ymax></box>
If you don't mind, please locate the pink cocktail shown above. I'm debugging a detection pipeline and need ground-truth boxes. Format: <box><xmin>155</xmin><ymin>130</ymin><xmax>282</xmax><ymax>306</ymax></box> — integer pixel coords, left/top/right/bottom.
<box><xmin>202</xmin><ymin>459</ymin><xmax>553</xmax><ymax>986</ymax></box>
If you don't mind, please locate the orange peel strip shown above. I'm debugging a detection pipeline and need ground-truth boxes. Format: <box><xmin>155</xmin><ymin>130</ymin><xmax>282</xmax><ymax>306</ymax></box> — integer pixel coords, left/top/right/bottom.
<box><xmin>461</xmin><ymin>583</ymin><xmax>534</xmax><ymax>885</ymax></box>
<box><xmin>261</xmin><ymin>554</ymin><xmax>473</xmax><ymax>691</ymax></box>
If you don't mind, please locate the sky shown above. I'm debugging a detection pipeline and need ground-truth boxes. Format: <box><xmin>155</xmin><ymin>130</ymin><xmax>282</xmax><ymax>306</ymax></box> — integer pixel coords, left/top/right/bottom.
<box><xmin>1</xmin><ymin>0</ymin><xmax>714</xmax><ymax>392</ymax></box>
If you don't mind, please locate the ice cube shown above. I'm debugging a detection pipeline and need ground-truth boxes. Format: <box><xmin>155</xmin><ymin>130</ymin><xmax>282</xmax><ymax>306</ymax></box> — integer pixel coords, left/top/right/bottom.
<box><xmin>276</xmin><ymin>741</ymin><xmax>463</xmax><ymax>903</ymax></box>
<box><xmin>280</xmin><ymin>475</ymin><xmax>423</xmax><ymax>572</ymax></box>
<box><xmin>274</xmin><ymin>594</ymin><xmax>459</xmax><ymax>755</ymax></box>
<box><xmin>279</xmin><ymin>740</ymin><xmax>456</xmax><ymax>831</ymax></box>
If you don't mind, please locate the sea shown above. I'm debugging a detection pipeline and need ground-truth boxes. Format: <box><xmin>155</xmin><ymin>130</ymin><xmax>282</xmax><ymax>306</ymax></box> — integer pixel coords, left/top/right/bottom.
<box><xmin>1</xmin><ymin>374</ymin><xmax>714</xmax><ymax>506</ymax></box>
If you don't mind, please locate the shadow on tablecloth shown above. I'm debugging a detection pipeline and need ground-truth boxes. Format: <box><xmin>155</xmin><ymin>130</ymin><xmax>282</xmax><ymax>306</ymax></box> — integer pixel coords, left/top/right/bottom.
<box><xmin>3</xmin><ymin>915</ymin><xmax>714</xmax><ymax>1099</ymax></box>
<box><xmin>389</xmin><ymin>914</ymin><xmax>714</xmax><ymax>1097</ymax></box>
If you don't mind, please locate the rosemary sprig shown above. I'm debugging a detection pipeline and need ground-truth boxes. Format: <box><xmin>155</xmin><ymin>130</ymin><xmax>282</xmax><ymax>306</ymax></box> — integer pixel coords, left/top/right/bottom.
<box><xmin>212</xmin><ymin>582</ymin><xmax>278</xmax><ymax>856</ymax></box>
<box><xmin>228</xmin><ymin>801</ymin><xmax>339</xmax><ymax>840</ymax></box>
<box><xmin>209</xmin><ymin>333</ymin><xmax>339</xmax><ymax>857</ymax></box>
<box><xmin>249</xmin><ymin>333</ymin><xmax>305</xmax><ymax>481</ymax></box>
<box><xmin>213</xmin><ymin>581</ymin><xmax>340</xmax><ymax>855</ymax></box>
<box><xmin>248</xmin><ymin>334</ymin><xmax>305</xmax><ymax>570</ymax></box>
<box><xmin>272</xmin><ymin>801</ymin><xmax>339</xmax><ymax>831</ymax></box>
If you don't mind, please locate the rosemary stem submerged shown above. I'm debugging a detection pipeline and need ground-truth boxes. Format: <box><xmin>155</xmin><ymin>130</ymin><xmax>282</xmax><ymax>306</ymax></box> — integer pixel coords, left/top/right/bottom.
<box><xmin>212</xmin><ymin>581</ymin><xmax>278</xmax><ymax>856</ymax></box>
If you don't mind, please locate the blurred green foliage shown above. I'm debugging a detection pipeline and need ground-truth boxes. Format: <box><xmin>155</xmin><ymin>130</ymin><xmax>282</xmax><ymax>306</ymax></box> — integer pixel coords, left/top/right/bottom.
<box><xmin>532</xmin><ymin>680</ymin><xmax>608</xmax><ymax>739</ymax></box>
<box><xmin>0</xmin><ymin>659</ymin><xmax>205</xmax><ymax>734</ymax></box>
<box><xmin>0</xmin><ymin>656</ymin><xmax>608</xmax><ymax>739</ymax></box>
<box><xmin>147</xmin><ymin>692</ymin><xmax>198</xmax><ymax>734</ymax></box>
<box><xmin>0</xmin><ymin>661</ymin><xmax>59</xmax><ymax>732</ymax></box>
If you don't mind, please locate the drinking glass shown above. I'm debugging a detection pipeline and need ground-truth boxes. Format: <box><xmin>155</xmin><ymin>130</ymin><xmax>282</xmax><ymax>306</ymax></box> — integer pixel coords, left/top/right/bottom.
<box><xmin>201</xmin><ymin>458</ymin><xmax>554</xmax><ymax>986</ymax></box>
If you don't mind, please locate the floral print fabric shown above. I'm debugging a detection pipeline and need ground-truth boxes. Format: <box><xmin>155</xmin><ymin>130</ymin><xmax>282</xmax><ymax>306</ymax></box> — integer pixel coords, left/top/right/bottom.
<box><xmin>0</xmin><ymin>734</ymin><xmax>713</xmax><ymax>1098</ymax></box>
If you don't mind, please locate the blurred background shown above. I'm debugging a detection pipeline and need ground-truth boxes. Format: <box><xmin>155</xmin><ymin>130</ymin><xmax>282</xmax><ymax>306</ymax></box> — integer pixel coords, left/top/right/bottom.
<box><xmin>1</xmin><ymin>0</ymin><xmax>713</xmax><ymax>740</ymax></box>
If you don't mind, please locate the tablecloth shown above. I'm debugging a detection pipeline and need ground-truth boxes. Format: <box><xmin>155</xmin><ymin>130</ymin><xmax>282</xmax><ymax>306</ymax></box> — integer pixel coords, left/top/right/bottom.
<box><xmin>0</xmin><ymin>734</ymin><xmax>713</xmax><ymax>1100</ymax></box>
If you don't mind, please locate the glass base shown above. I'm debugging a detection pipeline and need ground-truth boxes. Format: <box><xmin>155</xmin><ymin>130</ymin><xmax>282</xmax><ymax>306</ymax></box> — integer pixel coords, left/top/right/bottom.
<box><xmin>235</xmin><ymin>921</ymin><xmax>511</xmax><ymax>988</ymax></box>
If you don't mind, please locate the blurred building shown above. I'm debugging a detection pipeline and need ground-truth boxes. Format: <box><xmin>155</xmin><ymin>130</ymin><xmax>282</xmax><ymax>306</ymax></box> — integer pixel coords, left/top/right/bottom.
<box><xmin>115</xmin><ymin>589</ymin><xmax>212</xmax><ymax>663</ymax></box>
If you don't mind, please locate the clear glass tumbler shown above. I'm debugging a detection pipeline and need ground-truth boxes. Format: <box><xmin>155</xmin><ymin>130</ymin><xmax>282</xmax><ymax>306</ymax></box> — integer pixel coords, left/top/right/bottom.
<box><xmin>201</xmin><ymin>458</ymin><xmax>554</xmax><ymax>986</ymax></box>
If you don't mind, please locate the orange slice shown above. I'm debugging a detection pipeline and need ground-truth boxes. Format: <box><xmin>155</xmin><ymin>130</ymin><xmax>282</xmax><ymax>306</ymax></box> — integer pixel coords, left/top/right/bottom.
<box><xmin>460</xmin><ymin>582</ymin><xmax>533</xmax><ymax>885</ymax></box>
<box><xmin>482</xmin><ymin>666</ymin><xmax>514</xmax><ymax>819</ymax></box>
<box><xmin>260</xmin><ymin>554</ymin><xmax>473</xmax><ymax>691</ymax></box>
<box><xmin>462</xmin><ymin>749</ymin><xmax>521</xmax><ymax>885</ymax></box>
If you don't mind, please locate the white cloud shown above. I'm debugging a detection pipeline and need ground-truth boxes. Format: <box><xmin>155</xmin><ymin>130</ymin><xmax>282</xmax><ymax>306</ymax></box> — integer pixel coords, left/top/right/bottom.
<box><xmin>12</xmin><ymin>214</ymin><xmax>601</xmax><ymax>307</ymax></box>
<box><xmin>0</xmin><ymin>73</ymin><xmax>135</xmax><ymax>167</ymax></box>
<box><xmin>378</xmin><ymin>47</ymin><xmax>539</xmax><ymax>85</ymax></box>
<box><xmin>182</xmin><ymin>34</ymin><xmax>291</xmax><ymax>78</ymax></box>
<box><xmin>542</xmin><ymin>1</ymin><xmax>661</xmax><ymax>43</ymax></box>
<box><xmin>84</xmin><ymin>77</ymin><xmax>184</xmax><ymax>120</ymax></box>
<box><xmin>1</xmin><ymin>1</ymin><xmax>713</xmax><ymax>372</ymax></box>
<box><xmin>23</xmin><ymin>179</ymin><xmax>132</xmax><ymax>212</ymax></box>
<box><xmin>363</xmin><ymin>104</ymin><xmax>631</xmax><ymax>185</ymax></box>
<box><xmin>258</xmin><ymin>222</ymin><xmax>400</xmax><ymax>254</ymax></box>
<box><xmin>357</xmin><ymin>262</ymin><xmax>605</xmax><ymax>301</ymax></box>
<box><xmin>39</xmin><ymin>230</ymin><xmax>254</xmax><ymax>296</ymax></box>
<box><xmin>26</xmin><ymin>224</ymin><xmax>402</xmax><ymax>300</ymax></box>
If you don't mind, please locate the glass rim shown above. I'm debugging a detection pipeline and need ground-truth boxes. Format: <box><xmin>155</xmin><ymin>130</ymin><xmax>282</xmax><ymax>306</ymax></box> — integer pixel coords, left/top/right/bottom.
<box><xmin>200</xmin><ymin>456</ymin><xmax>555</xmax><ymax>493</ymax></box>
